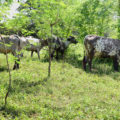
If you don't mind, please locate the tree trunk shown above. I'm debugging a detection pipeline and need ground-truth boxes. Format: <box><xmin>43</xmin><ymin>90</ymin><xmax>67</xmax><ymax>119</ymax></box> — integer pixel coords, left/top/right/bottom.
<box><xmin>0</xmin><ymin>35</ymin><xmax>12</xmax><ymax>107</ymax></box>
<box><xmin>118</xmin><ymin>0</ymin><xmax>120</xmax><ymax>39</ymax></box>
<box><xmin>48</xmin><ymin>25</ymin><xmax>53</xmax><ymax>77</ymax></box>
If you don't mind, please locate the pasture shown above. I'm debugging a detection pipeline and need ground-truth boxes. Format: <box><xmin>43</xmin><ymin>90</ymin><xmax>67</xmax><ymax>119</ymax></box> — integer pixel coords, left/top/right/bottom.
<box><xmin>0</xmin><ymin>43</ymin><xmax>120</xmax><ymax>120</ymax></box>
<box><xmin>0</xmin><ymin>0</ymin><xmax>120</xmax><ymax>119</ymax></box>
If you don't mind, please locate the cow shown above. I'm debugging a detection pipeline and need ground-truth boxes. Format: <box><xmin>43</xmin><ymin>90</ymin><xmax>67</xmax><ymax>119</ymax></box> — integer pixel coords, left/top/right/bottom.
<box><xmin>13</xmin><ymin>36</ymin><xmax>48</xmax><ymax>60</ymax></box>
<box><xmin>0</xmin><ymin>34</ymin><xmax>27</xmax><ymax>70</ymax></box>
<box><xmin>36</xmin><ymin>35</ymin><xmax>63</xmax><ymax>54</ymax></box>
<box><xmin>51</xmin><ymin>36</ymin><xmax>78</xmax><ymax>60</ymax></box>
<box><xmin>82</xmin><ymin>35</ymin><xmax>120</xmax><ymax>71</ymax></box>
<box><xmin>23</xmin><ymin>35</ymin><xmax>77</xmax><ymax>60</ymax></box>
<box><xmin>25</xmin><ymin>35</ymin><xmax>63</xmax><ymax>60</ymax></box>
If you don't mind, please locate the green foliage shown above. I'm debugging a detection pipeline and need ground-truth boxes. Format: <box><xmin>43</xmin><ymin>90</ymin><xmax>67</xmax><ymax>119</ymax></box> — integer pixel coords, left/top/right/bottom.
<box><xmin>0</xmin><ymin>0</ymin><xmax>119</xmax><ymax>41</ymax></box>
<box><xmin>118</xmin><ymin>0</ymin><xmax>120</xmax><ymax>39</ymax></box>
<box><xmin>74</xmin><ymin>0</ymin><xmax>117</xmax><ymax>38</ymax></box>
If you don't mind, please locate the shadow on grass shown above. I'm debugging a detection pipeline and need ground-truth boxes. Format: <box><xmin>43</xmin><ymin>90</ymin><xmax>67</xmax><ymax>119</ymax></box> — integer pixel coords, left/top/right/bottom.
<box><xmin>0</xmin><ymin>76</ymin><xmax>49</xmax><ymax>118</ymax></box>
<box><xmin>0</xmin><ymin>66</ymin><xmax>8</xmax><ymax>72</ymax></box>
<box><xmin>65</xmin><ymin>55</ymin><xmax>120</xmax><ymax>80</ymax></box>
<box><xmin>11</xmin><ymin>77</ymin><xmax>49</xmax><ymax>94</ymax></box>
<box><xmin>84</xmin><ymin>59</ymin><xmax>120</xmax><ymax>76</ymax></box>
<box><xmin>28</xmin><ymin>77</ymin><xmax>48</xmax><ymax>87</ymax></box>
<box><xmin>65</xmin><ymin>55</ymin><xmax>83</xmax><ymax>70</ymax></box>
<box><xmin>0</xmin><ymin>103</ymin><xmax>38</xmax><ymax>119</ymax></box>
<box><xmin>0</xmin><ymin>105</ymin><xmax>22</xmax><ymax>119</ymax></box>
<box><xmin>39</xmin><ymin>53</ymin><xmax>120</xmax><ymax>81</ymax></box>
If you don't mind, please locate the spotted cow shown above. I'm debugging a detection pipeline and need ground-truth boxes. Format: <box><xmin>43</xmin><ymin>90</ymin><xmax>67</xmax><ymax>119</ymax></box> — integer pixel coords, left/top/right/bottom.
<box><xmin>83</xmin><ymin>35</ymin><xmax>120</xmax><ymax>71</ymax></box>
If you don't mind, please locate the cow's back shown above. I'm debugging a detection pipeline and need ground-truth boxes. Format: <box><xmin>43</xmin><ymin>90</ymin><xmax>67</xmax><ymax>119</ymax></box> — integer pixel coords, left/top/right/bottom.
<box><xmin>0</xmin><ymin>35</ymin><xmax>21</xmax><ymax>54</ymax></box>
<box><xmin>84</xmin><ymin>35</ymin><xmax>120</xmax><ymax>57</ymax></box>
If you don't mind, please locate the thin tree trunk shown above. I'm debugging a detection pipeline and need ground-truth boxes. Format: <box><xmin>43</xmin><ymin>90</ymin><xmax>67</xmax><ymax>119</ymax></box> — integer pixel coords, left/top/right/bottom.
<box><xmin>118</xmin><ymin>0</ymin><xmax>120</xmax><ymax>39</ymax></box>
<box><xmin>48</xmin><ymin>25</ymin><xmax>53</xmax><ymax>77</ymax></box>
<box><xmin>0</xmin><ymin>35</ymin><xmax>12</xmax><ymax>107</ymax></box>
<box><xmin>48</xmin><ymin>17</ymin><xmax>59</xmax><ymax>77</ymax></box>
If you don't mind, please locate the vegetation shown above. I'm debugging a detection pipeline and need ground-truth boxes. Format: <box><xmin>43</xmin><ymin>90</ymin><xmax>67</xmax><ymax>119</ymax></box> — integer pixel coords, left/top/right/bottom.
<box><xmin>0</xmin><ymin>0</ymin><xmax>120</xmax><ymax>119</ymax></box>
<box><xmin>0</xmin><ymin>0</ymin><xmax>119</xmax><ymax>39</ymax></box>
<box><xmin>0</xmin><ymin>45</ymin><xmax>120</xmax><ymax>119</ymax></box>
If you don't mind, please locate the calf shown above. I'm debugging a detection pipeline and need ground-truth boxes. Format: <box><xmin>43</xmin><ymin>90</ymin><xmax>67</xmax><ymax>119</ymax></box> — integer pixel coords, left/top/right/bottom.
<box><xmin>83</xmin><ymin>35</ymin><xmax>120</xmax><ymax>71</ymax></box>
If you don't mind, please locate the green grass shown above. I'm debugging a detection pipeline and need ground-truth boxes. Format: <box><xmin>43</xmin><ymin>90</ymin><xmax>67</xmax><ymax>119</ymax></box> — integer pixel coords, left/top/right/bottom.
<box><xmin>0</xmin><ymin>43</ymin><xmax>120</xmax><ymax>120</ymax></box>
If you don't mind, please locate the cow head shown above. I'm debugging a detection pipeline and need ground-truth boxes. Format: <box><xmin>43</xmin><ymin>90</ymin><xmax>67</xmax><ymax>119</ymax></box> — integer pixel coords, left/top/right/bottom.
<box><xmin>67</xmin><ymin>36</ymin><xmax>78</xmax><ymax>44</ymax></box>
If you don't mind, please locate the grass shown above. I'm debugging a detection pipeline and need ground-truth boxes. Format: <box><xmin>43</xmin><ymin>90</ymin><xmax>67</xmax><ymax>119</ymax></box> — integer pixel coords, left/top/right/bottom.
<box><xmin>0</xmin><ymin>43</ymin><xmax>120</xmax><ymax>120</ymax></box>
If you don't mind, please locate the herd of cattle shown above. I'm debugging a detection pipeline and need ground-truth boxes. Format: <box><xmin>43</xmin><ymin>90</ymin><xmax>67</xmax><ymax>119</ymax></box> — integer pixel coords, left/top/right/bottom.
<box><xmin>0</xmin><ymin>34</ymin><xmax>77</xmax><ymax>70</ymax></box>
<box><xmin>0</xmin><ymin>34</ymin><xmax>120</xmax><ymax>71</ymax></box>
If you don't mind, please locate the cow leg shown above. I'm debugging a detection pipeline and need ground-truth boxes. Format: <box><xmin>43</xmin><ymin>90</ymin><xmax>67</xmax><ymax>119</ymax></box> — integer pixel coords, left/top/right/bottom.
<box><xmin>88</xmin><ymin>58</ymin><xmax>92</xmax><ymax>71</ymax></box>
<box><xmin>113</xmin><ymin>56</ymin><xmax>119</xmax><ymax>71</ymax></box>
<box><xmin>61</xmin><ymin>50</ymin><xmax>64</xmax><ymax>60</ymax></box>
<box><xmin>56</xmin><ymin>50</ymin><xmax>59</xmax><ymax>60</ymax></box>
<box><xmin>51</xmin><ymin>49</ymin><xmax>55</xmax><ymax>60</ymax></box>
<box><xmin>88</xmin><ymin>50</ymin><xmax>94</xmax><ymax>71</ymax></box>
<box><xmin>37</xmin><ymin>49</ymin><xmax>40</xmax><ymax>60</ymax></box>
<box><xmin>13</xmin><ymin>61</ymin><xmax>17</xmax><ymax>70</ymax></box>
<box><xmin>20</xmin><ymin>52</ymin><xmax>23</xmax><ymax>57</ymax></box>
<box><xmin>13</xmin><ymin>62</ymin><xmax>19</xmax><ymax>70</ymax></box>
<box><xmin>12</xmin><ymin>52</ymin><xmax>20</xmax><ymax>70</ymax></box>
<box><xmin>82</xmin><ymin>56</ymin><xmax>88</xmax><ymax>71</ymax></box>
<box><xmin>13</xmin><ymin>57</ymin><xmax>20</xmax><ymax>70</ymax></box>
<box><xmin>31</xmin><ymin>51</ymin><xmax>34</xmax><ymax>57</ymax></box>
<box><xmin>16</xmin><ymin>58</ymin><xmax>20</xmax><ymax>69</ymax></box>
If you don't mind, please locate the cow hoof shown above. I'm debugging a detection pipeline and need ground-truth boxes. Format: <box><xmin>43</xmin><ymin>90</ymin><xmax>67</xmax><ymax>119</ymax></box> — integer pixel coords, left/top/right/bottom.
<box><xmin>13</xmin><ymin>66</ymin><xmax>19</xmax><ymax>70</ymax></box>
<box><xmin>13</xmin><ymin>67</ymin><xmax>16</xmax><ymax>70</ymax></box>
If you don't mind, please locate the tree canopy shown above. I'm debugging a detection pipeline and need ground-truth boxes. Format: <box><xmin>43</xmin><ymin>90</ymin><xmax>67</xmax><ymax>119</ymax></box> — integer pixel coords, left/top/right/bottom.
<box><xmin>0</xmin><ymin>0</ymin><xmax>119</xmax><ymax>40</ymax></box>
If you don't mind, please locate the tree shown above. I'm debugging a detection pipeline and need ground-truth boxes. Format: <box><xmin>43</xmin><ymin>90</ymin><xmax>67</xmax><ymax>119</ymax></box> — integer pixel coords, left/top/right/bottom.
<box><xmin>0</xmin><ymin>1</ymin><xmax>13</xmax><ymax>107</ymax></box>
<box><xmin>74</xmin><ymin>0</ymin><xmax>116</xmax><ymax>39</ymax></box>
<box><xmin>118</xmin><ymin>0</ymin><xmax>120</xmax><ymax>39</ymax></box>
<box><xmin>6</xmin><ymin>0</ymin><xmax>66</xmax><ymax>76</ymax></box>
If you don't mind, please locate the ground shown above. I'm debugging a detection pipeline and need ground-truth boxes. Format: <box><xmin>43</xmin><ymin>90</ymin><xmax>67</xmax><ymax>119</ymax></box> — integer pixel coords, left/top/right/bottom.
<box><xmin>0</xmin><ymin>43</ymin><xmax>120</xmax><ymax>120</ymax></box>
